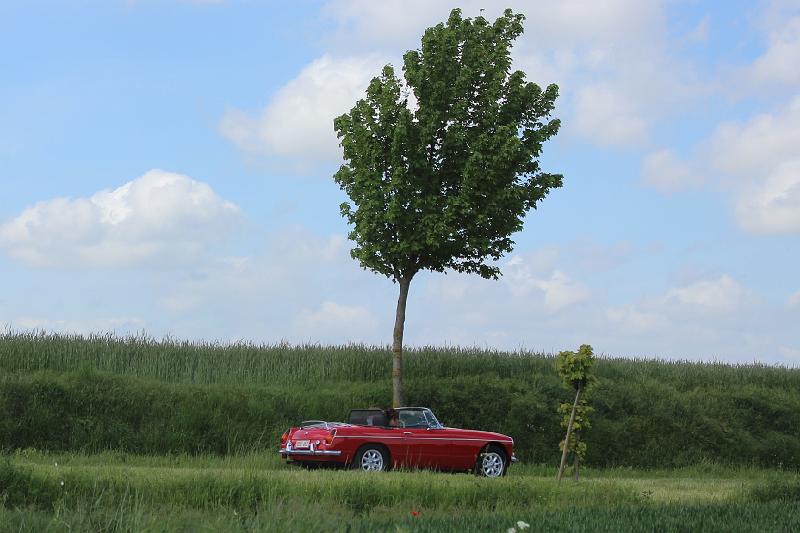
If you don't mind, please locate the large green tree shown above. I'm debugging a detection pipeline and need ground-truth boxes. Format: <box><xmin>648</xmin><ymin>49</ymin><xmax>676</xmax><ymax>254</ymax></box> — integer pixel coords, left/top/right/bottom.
<box><xmin>334</xmin><ymin>8</ymin><xmax>562</xmax><ymax>407</ymax></box>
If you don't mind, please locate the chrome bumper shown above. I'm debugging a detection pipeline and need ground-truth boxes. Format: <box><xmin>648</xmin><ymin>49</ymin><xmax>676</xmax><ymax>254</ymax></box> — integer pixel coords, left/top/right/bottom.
<box><xmin>511</xmin><ymin>454</ymin><xmax>518</xmax><ymax>463</ymax></box>
<box><xmin>280</xmin><ymin>442</ymin><xmax>342</xmax><ymax>456</ymax></box>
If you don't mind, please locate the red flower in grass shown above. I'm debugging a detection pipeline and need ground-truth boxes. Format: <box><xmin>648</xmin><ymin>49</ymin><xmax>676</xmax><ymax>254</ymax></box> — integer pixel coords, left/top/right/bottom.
<box><xmin>411</xmin><ymin>510</ymin><xmax>419</xmax><ymax>517</ymax></box>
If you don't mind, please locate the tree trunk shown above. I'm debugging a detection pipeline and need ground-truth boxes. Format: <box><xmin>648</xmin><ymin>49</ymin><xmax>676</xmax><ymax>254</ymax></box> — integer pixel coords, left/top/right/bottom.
<box><xmin>392</xmin><ymin>276</ymin><xmax>412</xmax><ymax>408</ymax></box>
<box><xmin>573</xmin><ymin>443</ymin><xmax>580</xmax><ymax>481</ymax></box>
<box><xmin>557</xmin><ymin>383</ymin><xmax>582</xmax><ymax>483</ymax></box>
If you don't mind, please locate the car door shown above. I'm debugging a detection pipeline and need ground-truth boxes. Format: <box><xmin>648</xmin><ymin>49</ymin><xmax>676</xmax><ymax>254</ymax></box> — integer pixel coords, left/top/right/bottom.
<box><xmin>397</xmin><ymin>410</ymin><xmax>446</xmax><ymax>469</ymax></box>
<box><xmin>401</xmin><ymin>427</ymin><xmax>442</xmax><ymax>469</ymax></box>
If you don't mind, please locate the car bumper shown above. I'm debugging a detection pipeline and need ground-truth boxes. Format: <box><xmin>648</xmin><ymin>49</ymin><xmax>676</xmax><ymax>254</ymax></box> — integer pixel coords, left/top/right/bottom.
<box><xmin>279</xmin><ymin>443</ymin><xmax>342</xmax><ymax>456</ymax></box>
<box><xmin>511</xmin><ymin>454</ymin><xmax>518</xmax><ymax>463</ymax></box>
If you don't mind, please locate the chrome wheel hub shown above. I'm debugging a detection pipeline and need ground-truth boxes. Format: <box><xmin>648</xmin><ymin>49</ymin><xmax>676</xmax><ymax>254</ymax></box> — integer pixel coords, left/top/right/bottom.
<box><xmin>361</xmin><ymin>450</ymin><xmax>384</xmax><ymax>471</ymax></box>
<box><xmin>481</xmin><ymin>452</ymin><xmax>504</xmax><ymax>477</ymax></box>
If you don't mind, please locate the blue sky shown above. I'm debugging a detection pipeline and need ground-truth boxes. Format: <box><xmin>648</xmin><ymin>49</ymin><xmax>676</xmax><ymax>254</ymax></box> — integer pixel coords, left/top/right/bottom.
<box><xmin>1</xmin><ymin>0</ymin><xmax>799</xmax><ymax>363</ymax></box>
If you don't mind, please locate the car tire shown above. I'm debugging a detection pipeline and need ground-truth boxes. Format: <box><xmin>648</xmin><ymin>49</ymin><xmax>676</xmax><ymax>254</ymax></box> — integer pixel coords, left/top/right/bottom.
<box><xmin>354</xmin><ymin>445</ymin><xmax>389</xmax><ymax>472</ymax></box>
<box><xmin>475</xmin><ymin>445</ymin><xmax>507</xmax><ymax>478</ymax></box>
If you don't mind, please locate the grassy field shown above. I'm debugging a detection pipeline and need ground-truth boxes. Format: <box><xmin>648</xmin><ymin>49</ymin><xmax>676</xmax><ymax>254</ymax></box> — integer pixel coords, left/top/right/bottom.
<box><xmin>2</xmin><ymin>332</ymin><xmax>799</xmax><ymax>530</ymax></box>
<box><xmin>2</xmin><ymin>450</ymin><xmax>799</xmax><ymax>532</ymax></box>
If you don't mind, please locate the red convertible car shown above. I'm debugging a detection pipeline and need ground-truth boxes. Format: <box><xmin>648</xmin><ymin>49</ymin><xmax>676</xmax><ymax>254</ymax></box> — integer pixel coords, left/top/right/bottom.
<box><xmin>279</xmin><ymin>407</ymin><xmax>516</xmax><ymax>477</ymax></box>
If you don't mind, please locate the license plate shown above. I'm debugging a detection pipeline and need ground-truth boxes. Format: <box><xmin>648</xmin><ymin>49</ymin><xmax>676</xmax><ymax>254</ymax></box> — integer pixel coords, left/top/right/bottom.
<box><xmin>294</xmin><ymin>440</ymin><xmax>310</xmax><ymax>448</ymax></box>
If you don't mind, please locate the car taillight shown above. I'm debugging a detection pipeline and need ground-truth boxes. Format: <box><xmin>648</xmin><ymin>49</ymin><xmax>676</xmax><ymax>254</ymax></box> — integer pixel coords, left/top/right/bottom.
<box><xmin>280</xmin><ymin>430</ymin><xmax>289</xmax><ymax>446</ymax></box>
<box><xmin>325</xmin><ymin>429</ymin><xmax>336</xmax><ymax>445</ymax></box>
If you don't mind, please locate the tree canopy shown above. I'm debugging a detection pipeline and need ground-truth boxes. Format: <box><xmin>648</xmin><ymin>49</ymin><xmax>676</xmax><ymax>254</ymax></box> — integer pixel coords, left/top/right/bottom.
<box><xmin>334</xmin><ymin>8</ymin><xmax>562</xmax><ymax>285</ymax></box>
<box><xmin>556</xmin><ymin>344</ymin><xmax>596</xmax><ymax>391</ymax></box>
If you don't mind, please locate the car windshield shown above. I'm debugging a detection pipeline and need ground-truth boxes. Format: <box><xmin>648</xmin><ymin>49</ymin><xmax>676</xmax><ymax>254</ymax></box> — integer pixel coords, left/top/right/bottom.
<box><xmin>397</xmin><ymin>408</ymin><xmax>443</xmax><ymax>429</ymax></box>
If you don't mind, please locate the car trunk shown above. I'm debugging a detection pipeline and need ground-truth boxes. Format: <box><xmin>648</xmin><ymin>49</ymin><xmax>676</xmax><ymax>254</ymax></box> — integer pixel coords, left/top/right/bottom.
<box><xmin>289</xmin><ymin>426</ymin><xmax>335</xmax><ymax>449</ymax></box>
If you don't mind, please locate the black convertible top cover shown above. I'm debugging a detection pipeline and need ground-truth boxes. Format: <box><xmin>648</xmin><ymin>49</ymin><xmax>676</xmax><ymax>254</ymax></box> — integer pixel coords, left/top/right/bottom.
<box><xmin>348</xmin><ymin>409</ymin><xmax>388</xmax><ymax>427</ymax></box>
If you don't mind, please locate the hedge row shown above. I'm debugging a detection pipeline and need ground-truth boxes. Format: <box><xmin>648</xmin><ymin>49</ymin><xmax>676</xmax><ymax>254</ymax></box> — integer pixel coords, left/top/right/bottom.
<box><xmin>2</xmin><ymin>369</ymin><xmax>798</xmax><ymax>468</ymax></box>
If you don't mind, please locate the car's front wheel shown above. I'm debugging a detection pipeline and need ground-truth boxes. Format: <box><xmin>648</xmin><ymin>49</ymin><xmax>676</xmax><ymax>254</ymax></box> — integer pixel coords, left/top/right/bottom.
<box><xmin>475</xmin><ymin>446</ymin><xmax>507</xmax><ymax>477</ymax></box>
<box><xmin>354</xmin><ymin>445</ymin><xmax>389</xmax><ymax>472</ymax></box>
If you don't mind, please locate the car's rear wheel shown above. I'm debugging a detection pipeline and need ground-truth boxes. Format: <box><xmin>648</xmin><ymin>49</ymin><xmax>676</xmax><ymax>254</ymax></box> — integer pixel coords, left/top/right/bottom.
<box><xmin>475</xmin><ymin>446</ymin><xmax>507</xmax><ymax>477</ymax></box>
<box><xmin>354</xmin><ymin>445</ymin><xmax>388</xmax><ymax>472</ymax></box>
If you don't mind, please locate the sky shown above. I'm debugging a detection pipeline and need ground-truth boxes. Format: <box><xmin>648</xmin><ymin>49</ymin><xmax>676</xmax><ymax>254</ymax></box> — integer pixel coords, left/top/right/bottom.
<box><xmin>1</xmin><ymin>0</ymin><xmax>799</xmax><ymax>364</ymax></box>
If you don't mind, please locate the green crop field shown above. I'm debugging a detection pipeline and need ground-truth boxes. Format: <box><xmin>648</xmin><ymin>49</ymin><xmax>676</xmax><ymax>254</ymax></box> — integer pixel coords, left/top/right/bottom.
<box><xmin>1</xmin><ymin>332</ymin><xmax>799</xmax><ymax>531</ymax></box>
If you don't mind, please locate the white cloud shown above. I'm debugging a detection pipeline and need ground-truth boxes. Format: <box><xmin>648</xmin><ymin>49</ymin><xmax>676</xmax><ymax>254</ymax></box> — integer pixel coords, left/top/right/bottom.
<box><xmin>779</xmin><ymin>346</ymin><xmax>800</xmax><ymax>359</ymax></box>
<box><xmin>535</xmin><ymin>270</ymin><xmax>593</xmax><ymax>311</ymax></box>
<box><xmin>320</xmin><ymin>0</ymin><xmax>673</xmax><ymax>100</ymax></box>
<box><xmin>688</xmin><ymin>16</ymin><xmax>710</xmax><ymax>43</ymax></box>
<box><xmin>642</xmin><ymin>149</ymin><xmax>700</xmax><ymax>192</ymax></box>
<box><xmin>645</xmin><ymin>6</ymin><xmax>800</xmax><ymax>218</ymax></box>
<box><xmin>735</xmin><ymin>159</ymin><xmax>800</xmax><ymax>234</ymax></box>
<box><xmin>406</xmin><ymin>260</ymin><xmax>788</xmax><ymax>361</ymax></box>
<box><xmin>220</xmin><ymin>54</ymin><xmax>387</xmax><ymax>163</ymax></box>
<box><xmin>504</xmin><ymin>255</ymin><xmax>591</xmax><ymax>311</ymax></box>
<box><xmin>606</xmin><ymin>304</ymin><xmax>667</xmax><ymax>331</ymax></box>
<box><xmin>505</xmin><ymin>248</ymin><xmax>560</xmax><ymax>274</ymax></box>
<box><xmin>664</xmin><ymin>274</ymin><xmax>748</xmax><ymax>313</ymax></box>
<box><xmin>592</xmin><ymin>273</ymin><xmax>790</xmax><ymax>361</ymax></box>
<box><xmin>321</xmin><ymin>0</ymin><xmax>448</xmax><ymax>50</ymax></box>
<box><xmin>159</xmin><ymin>255</ymin><xmax>257</xmax><ymax>314</ymax></box>
<box><xmin>297</xmin><ymin>301</ymin><xmax>378</xmax><ymax>336</ymax></box>
<box><xmin>610</xmin><ymin>275</ymin><xmax>751</xmax><ymax>333</ymax></box>
<box><xmin>151</xmin><ymin>228</ymin><xmax>394</xmax><ymax>345</ymax></box>
<box><xmin>10</xmin><ymin>316</ymin><xmax>146</xmax><ymax>334</ymax></box>
<box><xmin>322</xmin><ymin>0</ymin><xmax>663</xmax><ymax>52</ymax></box>
<box><xmin>789</xmin><ymin>290</ymin><xmax>800</xmax><ymax>307</ymax></box>
<box><xmin>709</xmin><ymin>97</ymin><xmax>800</xmax><ymax>234</ymax></box>
<box><xmin>417</xmin><ymin>246</ymin><xmax>609</xmax><ymax>342</ymax></box>
<box><xmin>159</xmin><ymin>231</ymin><xmax>349</xmax><ymax>314</ymax></box>
<box><xmin>0</xmin><ymin>170</ymin><xmax>240</xmax><ymax>268</ymax></box>
<box><xmin>572</xmin><ymin>83</ymin><xmax>648</xmax><ymax>147</ymax></box>
<box><xmin>711</xmin><ymin>97</ymin><xmax>800</xmax><ymax>178</ymax></box>
<box><xmin>606</xmin><ymin>275</ymin><xmax>749</xmax><ymax>343</ymax></box>
<box><xmin>750</xmin><ymin>15</ymin><xmax>800</xmax><ymax>87</ymax></box>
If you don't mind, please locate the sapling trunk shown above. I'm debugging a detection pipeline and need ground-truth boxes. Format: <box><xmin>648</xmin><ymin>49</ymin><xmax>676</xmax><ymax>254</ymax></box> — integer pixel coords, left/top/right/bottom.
<box><xmin>557</xmin><ymin>382</ymin><xmax>582</xmax><ymax>483</ymax></box>
<box><xmin>392</xmin><ymin>276</ymin><xmax>411</xmax><ymax>408</ymax></box>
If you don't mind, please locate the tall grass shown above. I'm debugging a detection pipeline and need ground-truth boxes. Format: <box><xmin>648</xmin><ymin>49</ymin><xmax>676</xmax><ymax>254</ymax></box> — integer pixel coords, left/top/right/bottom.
<box><xmin>3</xmin><ymin>331</ymin><xmax>797</xmax><ymax>388</ymax></box>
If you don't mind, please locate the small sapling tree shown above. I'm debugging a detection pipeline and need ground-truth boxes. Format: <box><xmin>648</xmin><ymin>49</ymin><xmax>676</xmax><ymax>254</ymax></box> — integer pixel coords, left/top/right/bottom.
<box><xmin>334</xmin><ymin>8</ymin><xmax>563</xmax><ymax>407</ymax></box>
<box><xmin>556</xmin><ymin>344</ymin><xmax>595</xmax><ymax>482</ymax></box>
<box><xmin>558</xmin><ymin>397</ymin><xmax>593</xmax><ymax>480</ymax></box>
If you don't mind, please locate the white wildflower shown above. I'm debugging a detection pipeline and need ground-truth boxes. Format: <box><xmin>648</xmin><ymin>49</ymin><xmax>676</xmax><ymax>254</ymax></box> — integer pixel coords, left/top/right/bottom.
<box><xmin>517</xmin><ymin>521</ymin><xmax>530</xmax><ymax>530</ymax></box>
